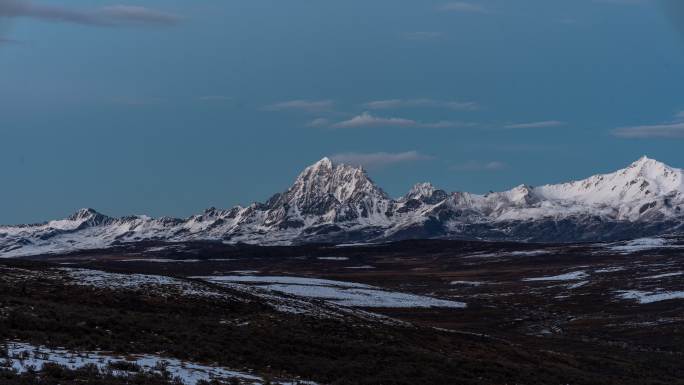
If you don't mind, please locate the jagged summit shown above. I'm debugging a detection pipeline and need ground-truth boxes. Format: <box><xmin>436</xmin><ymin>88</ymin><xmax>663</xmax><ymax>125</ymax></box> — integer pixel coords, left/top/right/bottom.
<box><xmin>631</xmin><ymin>155</ymin><xmax>658</xmax><ymax>167</ymax></box>
<box><xmin>2</xmin><ymin>156</ymin><xmax>684</xmax><ymax>257</ymax></box>
<box><xmin>67</xmin><ymin>208</ymin><xmax>107</xmax><ymax>221</ymax></box>
<box><xmin>403</xmin><ymin>183</ymin><xmax>448</xmax><ymax>205</ymax></box>
<box><xmin>628</xmin><ymin>156</ymin><xmax>676</xmax><ymax>178</ymax></box>
<box><xmin>262</xmin><ymin>158</ymin><xmax>391</xmax><ymax>226</ymax></box>
<box><xmin>289</xmin><ymin>157</ymin><xmax>388</xmax><ymax>204</ymax></box>
<box><xmin>406</xmin><ymin>183</ymin><xmax>436</xmax><ymax>200</ymax></box>
<box><xmin>627</xmin><ymin>156</ymin><xmax>682</xmax><ymax>189</ymax></box>
<box><xmin>62</xmin><ymin>208</ymin><xmax>111</xmax><ymax>226</ymax></box>
<box><xmin>317</xmin><ymin>156</ymin><xmax>334</xmax><ymax>166</ymax></box>
<box><xmin>305</xmin><ymin>157</ymin><xmax>334</xmax><ymax>172</ymax></box>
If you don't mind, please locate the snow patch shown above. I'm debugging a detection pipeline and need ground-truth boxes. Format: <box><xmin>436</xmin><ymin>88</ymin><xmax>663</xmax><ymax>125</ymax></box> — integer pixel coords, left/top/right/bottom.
<box><xmin>524</xmin><ymin>271</ymin><xmax>588</xmax><ymax>282</ymax></box>
<box><xmin>609</xmin><ymin>238</ymin><xmax>672</xmax><ymax>253</ymax></box>
<box><xmin>616</xmin><ymin>290</ymin><xmax>684</xmax><ymax>304</ymax></box>
<box><xmin>566</xmin><ymin>281</ymin><xmax>589</xmax><ymax>289</ymax></box>
<box><xmin>118</xmin><ymin>258</ymin><xmax>201</xmax><ymax>263</ymax></box>
<box><xmin>508</xmin><ymin>250</ymin><xmax>549</xmax><ymax>257</ymax></box>
<box><xmin>196</xmin><ymin>275</ymin><xmax>466</xmax><ymax>309</ymax></box>
<box><xmin>3</xmin><ymin>341</ymin><xmax>313</xmax><ymax>385</ymax></box>
<box><xmin>641</xmin><ymin>271</ymin><xmax>683</xmax><ymax>279</ymax></box>
<box><xmin>62</xmin><ymin>268</ymin><xmax>227</xmax><ymax>299</ymax></box>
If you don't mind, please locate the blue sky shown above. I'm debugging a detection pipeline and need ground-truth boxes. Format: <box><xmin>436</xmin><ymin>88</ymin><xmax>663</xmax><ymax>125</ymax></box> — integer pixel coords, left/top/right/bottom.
<box><xmin>1</xmin><ymin>0</ymin><xmax>683</xmax><ymax>224</ymax></box>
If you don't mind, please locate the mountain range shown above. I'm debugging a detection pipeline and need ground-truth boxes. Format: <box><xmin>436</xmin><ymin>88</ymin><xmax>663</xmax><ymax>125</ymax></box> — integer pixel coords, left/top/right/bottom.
<box><xmin>2</xmin><ymin>156</ymin><xmax>683</xmax><ymax>257</ymax></box>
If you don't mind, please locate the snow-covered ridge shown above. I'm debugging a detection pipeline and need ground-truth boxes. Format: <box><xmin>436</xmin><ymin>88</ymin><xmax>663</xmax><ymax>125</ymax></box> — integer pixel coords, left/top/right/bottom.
<box><xmin>532</xmin><ymin>156</ymin><xmax>684</xmax><ymax>217</ymax></box>
<box><xmin>2</xmin><ymin>156</ymin><xmax>684</xmax><ymax>257</ymax></box>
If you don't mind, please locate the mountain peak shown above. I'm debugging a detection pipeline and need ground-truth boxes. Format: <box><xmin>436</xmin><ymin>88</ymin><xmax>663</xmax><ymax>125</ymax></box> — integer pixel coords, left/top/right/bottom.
<box><xmin>630</xmin><ymin>155</ymin><xmax>663</xmax><ymax>169</ymax></box>
<box><xmin>292</xmin><ymin>158</ymin><xmax>385</xmax><ymax>203</ymax></box>
<box><xmin>263</xmin><ymin>158</ymin><xmax>391</xmax><ymax>222</ymax></box>
<box><xmin>68</xmin><ymin>208</ymin><xmax>103</xmax><ymax>221</ymax></box>
<box><xmin>534</xmin><ymin>157</ymin><xmax>683</xmax><ymax>206</ymax></box>
<box><xmin>311</xmin><ymin>157</ymin><xmax>334</xmax><ymax>170</ymax></box>
<box><xmin>623</xmin><ymin>156</ymin><xmax>682</xmax><ymax>186</ymax></box>
<box><xmin>406</xmin><ymin>183</ymin><xmax>436</xmax><ymax>200</ymax></box>
<box><xmin>404</xmin><ymin>182</ymin><xmax>448</xmax><ymax>205</ymax></box>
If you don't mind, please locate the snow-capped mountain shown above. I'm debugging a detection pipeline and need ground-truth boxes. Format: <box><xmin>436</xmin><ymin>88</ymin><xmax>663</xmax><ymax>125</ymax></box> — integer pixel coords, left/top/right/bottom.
<box><xmin>2</xmin><ymin>156</ymin><xmax>683</xmax><ymax>257</ymax></box>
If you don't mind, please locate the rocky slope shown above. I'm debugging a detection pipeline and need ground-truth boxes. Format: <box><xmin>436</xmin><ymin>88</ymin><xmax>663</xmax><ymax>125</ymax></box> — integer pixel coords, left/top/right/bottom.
<box><xmin>2</xmin><ymin>156</ymin><xmax>683</xmax><ymax>257</ymax></box>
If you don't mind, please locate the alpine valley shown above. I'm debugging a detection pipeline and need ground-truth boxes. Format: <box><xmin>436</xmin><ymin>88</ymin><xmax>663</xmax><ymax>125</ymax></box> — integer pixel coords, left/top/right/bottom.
<box><xmin>2</xmin><ymin>156</ymin><xmax>684</xmax><ymax>257</ymax></box>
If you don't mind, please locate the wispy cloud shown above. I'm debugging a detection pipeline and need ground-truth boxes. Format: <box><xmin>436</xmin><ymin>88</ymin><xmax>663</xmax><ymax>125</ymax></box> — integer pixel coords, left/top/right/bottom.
<box><xmin>451</xmin><ymin>160</ymin><xmax>507</xmax><ymax>171</ymax></box>
<box><xmin>0</xmin><ymin>1</ymin><xmax>180</xmax><ymax>26</ymax></box>
<box><xmin>331</xmin><ymin>112</ymin><xmax>467</xmax><ymax>129</ymax></box>
<box><xmin>612</xmin><ymin>112</ymin><xmax>684</xmax><ymax>138</ymax></box>
<box><xmin>612</xmin><ymin>122</ymin><xmax>684</xmax><ymax>138</ymax></box>
<box><xmin>331</xmin><ymin>151</ymin><xmax>432</xmax><ymax>169</ymax></box>
<box><xmin>333</xmin><ymin>113</ymin><xmax>415</xmax><ymax>128</ymax></box>
<box><xmin>503</xmin><ymin>120</ymin><xmax>565</xmax><ymax>129</ymax></box>
<box><xmin>364</xmin><ymin>98</ymin><xmax>478</xmax><ymax>111</ymax></box>
<box><xmin>264</xmin><ymin>100</ymin><xmax>334</xmax><ymax>113</ymax></box>
<box><xmin>306</xmin><ymin>118</ymin><xmax>330</xmax><ymax>128</ymax></box>
<box><xmin>438</xmin><ymin>2</ymin><xmax>488</xmax><ymax>13</ymax></box>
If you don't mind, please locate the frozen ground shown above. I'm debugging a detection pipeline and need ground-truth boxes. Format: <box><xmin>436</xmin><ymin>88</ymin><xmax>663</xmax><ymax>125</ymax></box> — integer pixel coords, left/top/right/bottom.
<box><xmin>608</xmin><ymin>238</ymin><xmax>684</xmax><ymax>253</ymax></box>
<box><xmin>57</xmin><ymin>268</ymin><xmax>401</xmax><ymax>321</ymax></box>
<box><xmin>616</xmin><ymin>290</ymin><xmax>684</xmax><ymax>304</ymax></box>
<box><xmin>2</xmin><ymin>236</ymin><xmax>684</xmax><ymax>385</ymax></box>
<box><xmin>642</xmin><ymin>271</ymin><xmax>683</xmax><ymax>279</ymax></box>
<box><xmin>523</xmin><ymin>271</ymin><xmax>588</xmax><ymax>282</ymax></box>
<box><xmin>3</xmin><ymin>341</ymin><xmax>315</xmax><ymax>385</ymax></box>
<box><xmin>197</xmin><ymin>275</ymin><xmax>466</xmax><ymax>309</ymax></box>
<box><xmin>118</xmin><ymin>258</ymin><xmax>202</xmax><ymax>263</ymax></box>
<box><xmin>62</xmin><ymin>268</ymin><xmax>230</xmax><ymax>300</ymax></box>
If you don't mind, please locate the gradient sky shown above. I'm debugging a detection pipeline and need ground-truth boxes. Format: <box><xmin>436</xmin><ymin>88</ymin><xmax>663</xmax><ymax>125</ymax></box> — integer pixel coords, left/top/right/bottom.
<box><xmin>1</xmin><ymin>0</ymin><xmax>684</xmax><ymax>224</ymax></box>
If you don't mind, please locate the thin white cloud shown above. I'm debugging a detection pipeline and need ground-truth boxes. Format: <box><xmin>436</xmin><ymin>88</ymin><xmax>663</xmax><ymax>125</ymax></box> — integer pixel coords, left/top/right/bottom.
<box><xmin>612</xmin><ymin>122</ymin><xmax>684</xmax><ymax>138</ymax></box>
<box><xmin>264</xmin><ymin>100</ymin><xmax>334</xmax><ymax>113</ymax></box>
<box><xmin>306</xmin><ymin>118</ymin><xmax>330</xmax><ymax>128</ymax></box>
<box><xmin>364</xmin><ymin>98</ymin><xmax>478</xmax><ymax>111</ymax></box>
<box><xmin>0</xmin><ymin>1</ymin><xmax>180</xmax><ymax>26</ymax></box>
<box><xmin>331</xmin><ymin>151</ymin><xmax>432</xmax><ymax>169</ymax></box>
<box><xmin>612</xmin><ymin>111</ymin><xmax>684</xmax><ymax>138</ymax></box>
<box><xmin>331</xmin><ymin>112</ymin><xmax>467</xmax><ymax>129</ymax></box>
<box><xmin>451</xmin><ymin>161</ymin><xmax>507</xmax><ymax>171</ymax></box>
<box><xmin>332</xmin><ymin>112</ymin><xmax>415</xmax><ymax>128</ymax></box>
<box><xmin>438</xmin><ymin>2</ymin><xmax>488</xmax><ymax>13</ymax></box>
<box><xmin>503</xmin><ymin>121</ymin><xmax>565</xmax><ymax>129</ymax></box>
